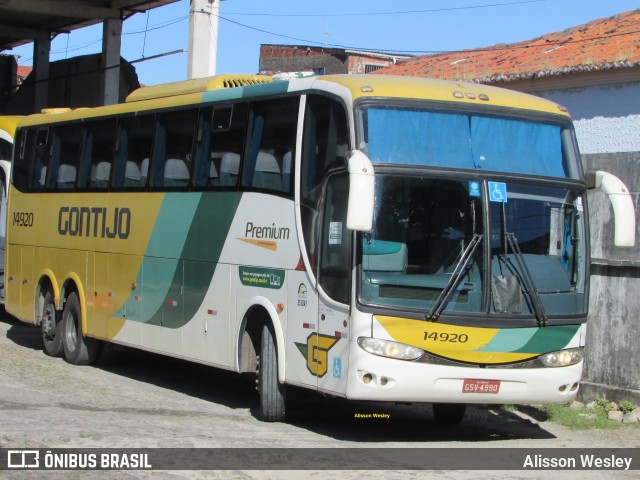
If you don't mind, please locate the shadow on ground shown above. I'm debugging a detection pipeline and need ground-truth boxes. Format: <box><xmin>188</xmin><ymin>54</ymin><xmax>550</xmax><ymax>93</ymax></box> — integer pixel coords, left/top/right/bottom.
<box><xmin>2</xmin><ymin>313</ymin><xmax>556</xmax><ymax>443</ymax></box>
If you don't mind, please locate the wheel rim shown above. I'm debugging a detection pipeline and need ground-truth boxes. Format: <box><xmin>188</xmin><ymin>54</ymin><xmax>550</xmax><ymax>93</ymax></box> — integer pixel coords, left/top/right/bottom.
<box><xmin>65</xmin><ymin>309</ymin><xmax>78</xmax><ymax>353</ymax></box>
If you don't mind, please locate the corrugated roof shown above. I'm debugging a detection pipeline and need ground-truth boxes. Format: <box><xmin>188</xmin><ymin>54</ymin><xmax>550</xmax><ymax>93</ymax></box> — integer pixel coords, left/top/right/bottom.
<box><xmin>376</xmin><ymin>9</ymin><xmax>640</xmax><ymax>83</ymax></box>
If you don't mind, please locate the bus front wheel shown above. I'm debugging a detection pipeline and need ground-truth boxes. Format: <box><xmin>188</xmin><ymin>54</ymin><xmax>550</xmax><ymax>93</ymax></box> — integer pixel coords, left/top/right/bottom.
<box><xmin>41</xmin><ymin>289</ymin><xmax>63</xmax><ymax>357</ymax></box>
<box><xmin>62</xmin><ymin>292</ymin><xmax>99</xmax><ymax>365</ymax></box>
<box><xmin>258</xmin><ymin>324</ymin><xmax>286</xmax><ymax>422</ymax></box>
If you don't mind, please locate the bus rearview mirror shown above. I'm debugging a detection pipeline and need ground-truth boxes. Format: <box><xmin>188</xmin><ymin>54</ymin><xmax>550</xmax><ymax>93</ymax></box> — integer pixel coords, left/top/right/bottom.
<box><xmin>346</xmin><ymin>150</ymin><xmax>375</xmax><ymax>232</ymax></box>
<box><xmin>586</xmin><ymin>170</ymin><xmax>636</xmax><ymax>247</ymax></box>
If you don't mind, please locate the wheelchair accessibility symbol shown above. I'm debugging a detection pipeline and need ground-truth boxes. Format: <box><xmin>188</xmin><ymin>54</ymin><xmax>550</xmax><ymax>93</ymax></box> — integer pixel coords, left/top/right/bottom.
<box><xmin>488</xmin><ymin>182</ymin><xmax>507</xmax><ymax>203</ymax></box>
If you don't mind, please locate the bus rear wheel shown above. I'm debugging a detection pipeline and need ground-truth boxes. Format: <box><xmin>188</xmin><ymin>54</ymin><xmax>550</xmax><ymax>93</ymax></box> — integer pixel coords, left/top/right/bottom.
<box><xmin>41</xmin><ymin>289</ymin><xmax>63</xmax><ymax>357</ymax></box>
<box><xmin>258</xmin><ymin>324</ymin><xmax>286</xmax><ymax>422</ymax></box>
<box><xmin>432</xmin><ymin>403</ymin><xmax>466</xmax><ymax>424</ymax></box>
<box><xmin>62</xmin><ymin>292</ymin><xmax>99</xmax><ymax>365</ymax></box>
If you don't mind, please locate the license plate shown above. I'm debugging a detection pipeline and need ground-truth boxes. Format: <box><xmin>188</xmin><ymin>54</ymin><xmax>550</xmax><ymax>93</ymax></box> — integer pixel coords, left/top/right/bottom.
<box><xmin>462</xmin><ymin>379</ymin><xmax>500</xmax><ymax>394</ymax></box>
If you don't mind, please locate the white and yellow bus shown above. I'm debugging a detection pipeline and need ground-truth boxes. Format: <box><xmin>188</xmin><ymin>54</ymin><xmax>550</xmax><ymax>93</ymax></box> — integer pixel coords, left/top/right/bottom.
<box><xmin>0</xmin><ymin>116</ymin><xmax>22</xmax><ymax>301</ymax></box>
<box><xmin>4</xmin><ymin>74</ymin><xmax>635</xmax><ymax>423</ymax></box>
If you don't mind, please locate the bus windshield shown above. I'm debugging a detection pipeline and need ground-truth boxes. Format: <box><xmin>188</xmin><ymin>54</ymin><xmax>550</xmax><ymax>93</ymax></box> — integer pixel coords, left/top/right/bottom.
<box><xmin>357</xmin><ymin>106</ymin><xmax>588</xmax><ymax>320</ymax></box>
<box><xmin>360</xmin><ymin>104</ymin><xmax>580</xmax><ymax>179</ymax></box>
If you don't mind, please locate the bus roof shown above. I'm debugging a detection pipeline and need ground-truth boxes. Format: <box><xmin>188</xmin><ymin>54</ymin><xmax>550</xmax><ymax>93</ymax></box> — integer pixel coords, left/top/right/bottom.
<box><xmin>316</xmin><ymin>74</ymin><xmax>569</xmax><ymax>117</ymax></box>
<box><xmin>125</xmin><ymin>74</ymin><xmax>273</xmax><ymax>103</ymax></box>
<box><xmin>0</xmin><ymin>116</ymin><xmax>24</xmax><ymax>139</ymax></box>
<box><xmin>15</xmin><ymin>73</ymin><xmax>570</xmax><ymax>128</ymax></box>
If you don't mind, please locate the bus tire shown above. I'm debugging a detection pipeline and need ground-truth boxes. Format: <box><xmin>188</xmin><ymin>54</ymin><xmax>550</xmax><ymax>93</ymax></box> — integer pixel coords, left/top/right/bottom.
<box><xmin>258</xmin><ymin>323</ymin><xmax>286</xmax><ymax>422</ymax></box>
<box><xmin>432</xmin><ymin>403</ymin><xmax>466</xmax><ymax>424</ymax></box>
<box><xmin>62</xmin><ymin>292</ymin><xmax>99</xmax><ymax>365</ymax></box>
<box><xmin>41</xmin><ymin>289</ymin><xmax>63</xmax><ymax>357</ymax></box>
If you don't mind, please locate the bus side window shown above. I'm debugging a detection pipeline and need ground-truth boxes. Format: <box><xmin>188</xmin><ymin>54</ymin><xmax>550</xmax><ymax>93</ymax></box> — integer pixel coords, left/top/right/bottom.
<box><xmin>28</xmin><ymin>128</ymin><xmax>50</xmax><ymax>191</ymax></box>
<box><xmin>301</xmin><ymin>95</ymin><xmax>349</xmax><ymax>205</ymax></box>
<box><xmin>79</xmin><ymin>119</ymin><xmax>117</xmax><ymax>190</ymax></box>
<box><xmin>151</xmin><ymin>109</ymin><xmax>198</xmax><ymax>189</ymax></box>
<box><xmin>115</xmin><ymin>115</ymin><xmax>154</xmax><ymax>189</ymax></box>
<box><xmin>242</xmin><ymin>98</ymin><xmax>298</xmax><ymax>193</ymax></box>
<box><xmin>50</xmin><ymin>123</ymin><xmax>82</xmax><ymax>190</ymax></box>
<box><xmin>192</xmin><ymin>104</ymin><xmax>246</xmax><ymax>189</ymax></box>
<box><xmin>12</xmin><ymin>129</ymin><xmax>34</xmax><ymax>192</ymax></box>
<box><xmin>300</xmin><ymin>95</ymin><xmax>350</xmax><ymax>274</ymax></box>
<box><xmin>320</xmin><ymin>173</ymin><xmax>351</xmax><ymax>304</ymax></box>
<box><xmin>217</xmin><ymin>103</ymin><xmax>247</xmax><ymax>188</ymax></box>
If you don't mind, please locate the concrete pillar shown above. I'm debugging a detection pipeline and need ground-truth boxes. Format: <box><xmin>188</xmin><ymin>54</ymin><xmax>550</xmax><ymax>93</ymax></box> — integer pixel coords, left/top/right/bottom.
<box><xmin>101</xmin><ymin>18</ymin><xmax>123</xmax><ymax>106</ymax></box>
<box><xmin>188</xmin><ymin>0</ymin><xmax>219</xmax><ymax>79</ymax></box>
<box><xmin>33</xmin><ymin>36</ymin><xmax>50</xmax><ymax>113</ymax></box>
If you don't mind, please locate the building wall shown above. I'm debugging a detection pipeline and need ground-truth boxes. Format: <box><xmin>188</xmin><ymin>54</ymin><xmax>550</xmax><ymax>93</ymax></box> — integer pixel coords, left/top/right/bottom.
<box><xmin>259</xmin><ymin>45</ymin><xmax>405</xmax><ymax>75</ymax></box>
<box><xmin>3</xmin><ymin>54</ymin><xmax>140</xmax><ymax>115</ymax></box>
<box><xmin>259</xmin><ymin>45</ymin><xmax>347</xmax><ymax>75</ymax></box>
<box><xmin>541</xmin><ymin>82</ymin><xmax>640</xmax><ymax>154</ymax></box>
<box><xmin>536</xmin><ymin>82</ymin><xmax>640</xmax><ymax>403</ymax></box>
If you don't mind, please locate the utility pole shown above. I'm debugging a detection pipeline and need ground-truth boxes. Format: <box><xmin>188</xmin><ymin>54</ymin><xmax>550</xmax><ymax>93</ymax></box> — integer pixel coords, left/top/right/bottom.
<box><xmin>188</xmin><ymin>0</ymin><xmax>220</xmax><ymax>79</ymax></box>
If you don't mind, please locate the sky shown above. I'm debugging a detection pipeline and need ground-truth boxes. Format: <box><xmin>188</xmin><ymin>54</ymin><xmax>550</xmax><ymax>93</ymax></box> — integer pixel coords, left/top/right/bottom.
<box><xmin>3</xmin><ymin>0</ymin><xmax>640</xmax><ymax>86</ymax></box>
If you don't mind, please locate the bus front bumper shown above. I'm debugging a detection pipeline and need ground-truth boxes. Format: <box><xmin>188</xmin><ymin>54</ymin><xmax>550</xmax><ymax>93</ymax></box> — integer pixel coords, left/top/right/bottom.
<box><xmin>345</xmin><ymin>341</ymin><xmax>582</xmax><ymax>405</ymax></box>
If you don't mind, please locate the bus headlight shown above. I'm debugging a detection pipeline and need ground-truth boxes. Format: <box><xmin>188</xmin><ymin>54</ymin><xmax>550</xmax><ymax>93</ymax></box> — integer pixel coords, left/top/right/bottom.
<box><xmin>540</xmin><ymin>347</ymin><xmax>584</xmax><ymax>367</ymax></box>
<box><xmin>357</xmin><ymin>337</ymin><xmax>424</xmax><ymax>361</ymax></box>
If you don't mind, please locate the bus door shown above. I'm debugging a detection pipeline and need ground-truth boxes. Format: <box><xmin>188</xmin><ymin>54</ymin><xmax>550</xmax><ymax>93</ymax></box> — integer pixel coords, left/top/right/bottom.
<box><xmin>294</xmin><ymin>94</ymin><xmax>352</xmax><ymax>395</ymax></box>
<box><xmin>314</xmin><ymin>172</ymin><xmax>351</xmax><ymax>395</ymax></box>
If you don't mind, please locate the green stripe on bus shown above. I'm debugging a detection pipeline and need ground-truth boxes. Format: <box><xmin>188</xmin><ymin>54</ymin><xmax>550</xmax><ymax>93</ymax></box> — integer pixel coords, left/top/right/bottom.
<box><xmin>180</xmin><ymin>191</ymin><xmax>242</xmax><ymax>322</ymax></box>
<box><xmin>476</xmin><ymin>324</ymin><xmax>579</xmax><ymax>354</ymax></box>
<box><xmin>513</xmin><ymin>325</ymin><xmax>580</xmax><ymax>354</ymax></box>
<box><xmin>240</xmin><ymin>81</ymin><xmax>290</xmax><ymax>98</ymax></box>
<box><xmin>120</xmin><ymin>192</ymin><xmax>242</xmax><ymax>328</ymax></box>
<box><xmin>201</xmin><ymin>81</ymin><xmax>290</xmax><ymax>104</ymax></box>
<box><xmin>117</xmin><ymin>193</ymin><xmax>201</xmax><ymax>324</ymax></box>
<box><xmin>146</xmin><ymin>193</ymin><xmax>202</xmax><ymax>258</ymax></box>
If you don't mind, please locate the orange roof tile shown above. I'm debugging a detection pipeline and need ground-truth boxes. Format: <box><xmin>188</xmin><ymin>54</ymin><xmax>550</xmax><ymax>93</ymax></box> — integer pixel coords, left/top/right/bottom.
<box><xmin>17</xmin><ymin>65</ymin><xmax>32</xmax><ymax>79</ymax></box>
<box><xmin>377</xmin><ymin>9</ymin><xmax>640</xmax><ymax>83</ymax></box>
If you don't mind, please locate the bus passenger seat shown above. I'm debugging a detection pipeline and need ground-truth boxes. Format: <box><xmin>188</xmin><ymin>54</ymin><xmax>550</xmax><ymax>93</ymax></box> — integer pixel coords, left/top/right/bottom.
<box><xmin>39</xmin><ymin>166</ymin><xmax>47</xmax><ymax>187</ymax></box>
<box><xmin>282</xmin><ymin>151</ymin><xmax>292</xmax><ymax>190</ymax></box>
<box><xmin>124</xmin><ymin>161</ymin><xmax>141</xmax><ymax>187</ymax></box>
<box><xmin>220</xmin><ymin>153</ymin><xmax>240</xmax><ymax>186</ymax></box>
<box><xmin>92</xmin><ymin>162</ymin><xmax>111</xmax><ymax>188</ymax></box>
<box><xmin>140</xmin><ymin>158</ymin><xmax>149</xmax><ymax>185</ymax></box>
<box><xmin>164</xmin><ymin>158</ymin><xmax>190</xmax><ymax>187</ymax></box>
<box><xmin>253</xmin><ymin>151</ymin><xmax>282</xmax><ymax>190</ymax></box>
<box><xmin>57</xmin><ymin>164</ymin><xmax>77</xmax><ymax>189</ymax></box>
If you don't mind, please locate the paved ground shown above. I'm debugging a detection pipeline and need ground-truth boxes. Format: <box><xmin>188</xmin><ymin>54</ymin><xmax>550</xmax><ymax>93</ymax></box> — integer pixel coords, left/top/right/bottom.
<box><xmin>1</xmin><ymin>311</ymin><xmax>638</xmax><ymax>479</ymax></box>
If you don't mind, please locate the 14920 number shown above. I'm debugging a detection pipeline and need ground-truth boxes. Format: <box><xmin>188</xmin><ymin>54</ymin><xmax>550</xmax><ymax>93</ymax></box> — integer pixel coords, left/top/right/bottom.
<box><xmin>13</xmin><ymin>211</ymin><xmax>34</xmax><ymax>227</ymax></box>
<box><xmin>423</xmin><ymin>331</ymin><xmax>469</xmax><ymax>343</ymax></box>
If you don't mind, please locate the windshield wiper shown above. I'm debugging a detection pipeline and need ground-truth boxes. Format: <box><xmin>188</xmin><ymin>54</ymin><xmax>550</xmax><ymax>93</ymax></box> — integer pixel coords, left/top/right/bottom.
<box><xmin>426</xmin><ymin>233</ymin><xmax>482</xmax><ymax>322</ymax></box>
<box><xmin>504</xmin><ymin>232</ymin><xmax>548</xmax><ymax>327</ymax></box>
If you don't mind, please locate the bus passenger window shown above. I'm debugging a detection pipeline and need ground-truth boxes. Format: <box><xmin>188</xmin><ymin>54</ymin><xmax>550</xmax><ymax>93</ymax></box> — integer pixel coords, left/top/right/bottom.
<box><xmin>300</xmin><ymin>95</ymin><xmax>349</xmax><ymax>272</ymax></box>
<box><xmin>79</xmin><ymin>119</ymin><xmax>116</xmax><ymax>190</ymax></box>
<box><xmin>242</xmin><ymin>98</ymin><xmax>298</xmax><ymax>193</ymax></box>
<box><xmin>115</xmin><ymin>115</ymin><xmax>154</xmax><ymax>189</ymax></box>
<box><xmin>151</xmin><ymin>109</ymin><xmax>198</xmax><ymax>188</ymax></box>
<box><xmin>11</xmin><ymin>129</ymin><xmax>35</xmax><ymax>192</ymax></box>
<box><xmin>50</xmin><ymin>123</ymin><xmax>82</xmax><ymax>191</ymax></box>
<box><xmin>193</xmin><ymin>103</ymin><xmax>247</xmax><ymax>189</ymax></box>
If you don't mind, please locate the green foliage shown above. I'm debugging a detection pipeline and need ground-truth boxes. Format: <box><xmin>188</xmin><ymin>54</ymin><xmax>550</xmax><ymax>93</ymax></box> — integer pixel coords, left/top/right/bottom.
<box><xmin>590</xmin><ymin>395</ymin><xmax>615</xmax><ymax>415</ymax></box>
<box><xmin>539</xmin><ymin>396</ymin><xmax>639</xmax><ymax>430</ymax></box>
<box><xmin>619</xmin><ymin>400</ymin><xmax>637</xmax><ymax>414</ymax></box>
<box><xmin>543</xmin><ymin>404</ymin><xmax>617</xmax><ymax>430</ymax></box>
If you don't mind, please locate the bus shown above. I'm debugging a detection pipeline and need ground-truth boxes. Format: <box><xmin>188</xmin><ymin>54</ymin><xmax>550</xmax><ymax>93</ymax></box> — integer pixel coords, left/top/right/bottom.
<box><xmin>4</xmin><ymin>74</ymin><xmax>635</xmax><ymax>423</ymax></box>
<box><xmin>0</xmin><ymin>116</ymin><xmax>22</xmax><ymax>301</ymax></box>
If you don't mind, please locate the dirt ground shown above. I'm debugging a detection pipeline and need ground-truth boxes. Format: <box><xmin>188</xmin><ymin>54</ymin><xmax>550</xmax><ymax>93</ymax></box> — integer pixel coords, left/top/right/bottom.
<box><xmin>1</xmin><ymin>311</ymin><xmax>639</xmax><ymax>479</ymax></box>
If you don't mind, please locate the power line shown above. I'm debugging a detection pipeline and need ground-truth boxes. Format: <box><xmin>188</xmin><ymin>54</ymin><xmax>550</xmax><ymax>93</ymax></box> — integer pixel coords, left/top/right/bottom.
<box><xmin>222</xmin><ymin>0</ymin><xmax>548</xmax><ymax>17</ymax></box>
<box><xmin>217</xmin><ymin>11</ymin><xmax>640</xmax><ymax>56</ymax></box>
<box><xmin>5</xmin><ymin>49</ymin><xmax>186</xmax><ymax>92</ymax></box>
